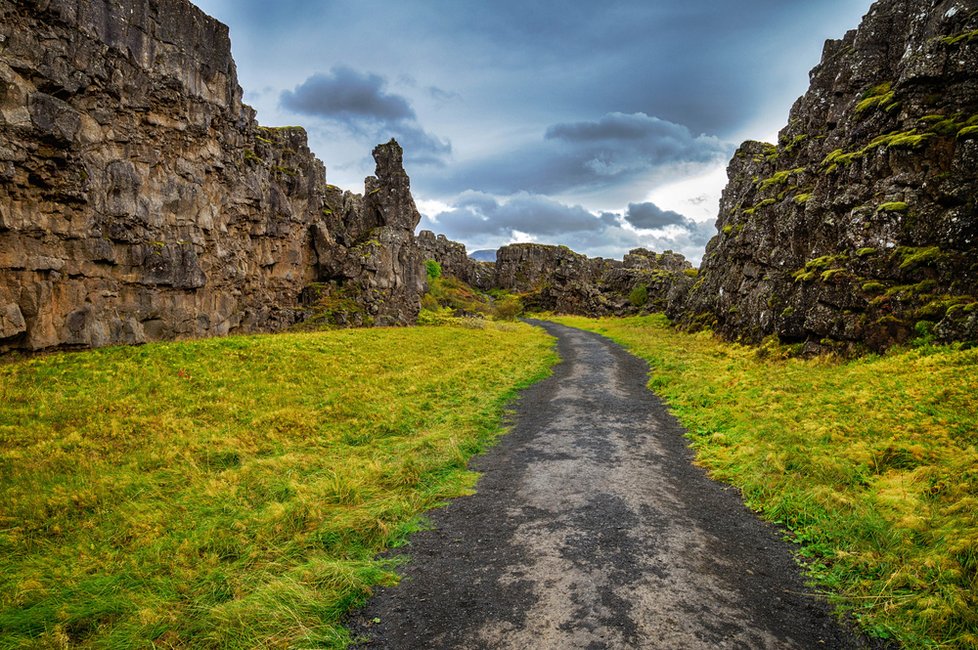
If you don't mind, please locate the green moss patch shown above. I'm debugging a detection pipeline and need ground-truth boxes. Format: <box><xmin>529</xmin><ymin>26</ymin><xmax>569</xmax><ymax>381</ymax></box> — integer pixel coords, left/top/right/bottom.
<box><xmin>877</xmin><ymin>202</ymin><xmax>909</xmax><ymax>213</ymax></box>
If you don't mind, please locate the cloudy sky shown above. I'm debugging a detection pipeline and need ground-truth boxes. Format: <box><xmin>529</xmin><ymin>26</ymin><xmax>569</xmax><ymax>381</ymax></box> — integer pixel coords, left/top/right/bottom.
<box><xmin>194</xmin><ymin>0</ymin><xmax>872</xmax><ymax>263</ymax></box>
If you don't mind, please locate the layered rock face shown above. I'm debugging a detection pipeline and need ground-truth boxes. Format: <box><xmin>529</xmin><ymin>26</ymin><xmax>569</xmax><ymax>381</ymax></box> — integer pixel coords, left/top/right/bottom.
<box><xmin>676</xmin><ymin>0</ymin><xmax>978</xmax><ymax>350</ymax></box>
<box><xmin>0</xmin><ymin>0</ymin><xmax>423</xmax><ymax>351</ymax></box>
<box><xmin>417</xmin><ymin>230</ymin><xmax>494</xmax><ymax>290</ymax></box>
<box><xmin>309</xmin><ymin>141</ymin><xmax>426</xmax><ymax>327</ymax></box>
<box><xmin>493</xmin><ymin>243</ymin><xmax>693</xmax><ymax>316</ymax></box>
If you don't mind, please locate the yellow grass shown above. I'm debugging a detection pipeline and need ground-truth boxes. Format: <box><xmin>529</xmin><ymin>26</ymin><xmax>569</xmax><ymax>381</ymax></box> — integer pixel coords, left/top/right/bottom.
<box><xmin>552</xmin><ymin>315</ymin><xmax>978</xmax><ymax>649</ymax></box>
<box><xmin>0</xmin><ymin>323</ymin><xmax>556</xmax><ymax>648</ymax></box>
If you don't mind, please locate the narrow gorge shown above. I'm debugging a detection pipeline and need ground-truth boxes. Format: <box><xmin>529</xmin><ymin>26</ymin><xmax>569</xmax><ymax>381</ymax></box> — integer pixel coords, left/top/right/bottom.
<box><xmin>2</xmin><ymin>0</ymin><xmax>976</xmax><ymax>354</ymax></box>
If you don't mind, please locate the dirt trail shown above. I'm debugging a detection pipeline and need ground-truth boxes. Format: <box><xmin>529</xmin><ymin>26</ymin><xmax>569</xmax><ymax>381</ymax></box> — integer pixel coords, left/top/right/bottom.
<box><xmin>351</xmin><ymin>321</ymin><xmax>873</xmax><ymax>649</ymax></box>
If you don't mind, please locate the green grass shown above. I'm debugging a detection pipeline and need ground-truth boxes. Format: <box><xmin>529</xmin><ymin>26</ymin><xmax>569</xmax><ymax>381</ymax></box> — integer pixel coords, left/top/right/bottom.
<box><xmin>0</xmin><ymin>324</ymin><xmax>557</xmax><ymax>647</ymax></box>
<box><xmin>420</xmin><ymin>275</ymin><xmax>522</xmax><ymax>323</ymax></box>
<box><xmin>550</xmin><ymin>315</ymin><xmax>978</xmax><ymax>649</ymax></box>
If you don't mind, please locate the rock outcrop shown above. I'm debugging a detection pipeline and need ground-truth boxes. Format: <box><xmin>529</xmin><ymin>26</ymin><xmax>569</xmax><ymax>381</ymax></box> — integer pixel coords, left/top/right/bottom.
<box><xmin>417</xmin><ymin>230</ymin><xmax>494</xmax><ymax>290</ymax></box>
<box><xmin>308</xmin><ymin>141</ymin><xmax>426</xmax><ymax>327</ymax></box>
<box><xmin>0</xmin><ymin>0</ymin><xmax>424</xmax><ymax>352</ymax></box>
<box><xmin>493</xmin><ymin>243</ymin><xmax>694</xmax><ymax>316</ymax></box>
<box><xmin>675</xmin><ymin>0</ymin><xmax>978</xmax><ymax>351</ymax></box>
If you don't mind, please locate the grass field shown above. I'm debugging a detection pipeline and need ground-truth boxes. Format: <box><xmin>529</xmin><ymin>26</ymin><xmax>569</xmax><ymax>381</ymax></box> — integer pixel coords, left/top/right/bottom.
<box><xmin>0</xmin><ymin>322</ymin><xmax>556</xmax><ymax>648</ymax></box>
<box><xmin>552</xmin><ymin>315</ymin><xmax>978</xmax><ymax>649</ymax></box>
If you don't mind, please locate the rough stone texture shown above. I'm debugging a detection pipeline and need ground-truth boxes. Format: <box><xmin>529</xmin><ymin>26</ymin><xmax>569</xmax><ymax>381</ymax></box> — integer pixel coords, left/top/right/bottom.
<box><xmin>674</xmin><ymin>0</ymin><xmax>978</xmax><ymax>351</ymax></box>
<box><xmin>350</xmin><ymin>322</ymin><xmax>877</xmax><ymax>649</ymax></box>
<box><xmin>310</xmin><ymin>140</ymin><xmax>426</xmax><ymax>327</ymax></box>
<box><xmin>417</xmin><ymin>229</ymin><xmax>494</xmax><ymax>290</ymax></box>
<box><xmin>0</xmin><ymin>0</ymin><xmax>424</xmax><ymax>351</ymax></box>
<box><xmin>494</xmin><ymin>243</ymin><xmax>693</xmax><ymax>316</ymax></box>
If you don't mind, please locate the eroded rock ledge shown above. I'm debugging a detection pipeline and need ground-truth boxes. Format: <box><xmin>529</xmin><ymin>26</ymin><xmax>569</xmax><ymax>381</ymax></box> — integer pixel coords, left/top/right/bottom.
<box><xmin>3</xmin><ymin>0</ymin><xmax>976</xmax><ymax>354</ymax></box>
<box><xmin>0</xmin><ymin>0</ymin><xmax>424</xmax><ymax>352</ymax></box>
<box><xmin>671</xmin><ymin>0</ymin><xmax>978</xmax><ymax>351</ymax></box>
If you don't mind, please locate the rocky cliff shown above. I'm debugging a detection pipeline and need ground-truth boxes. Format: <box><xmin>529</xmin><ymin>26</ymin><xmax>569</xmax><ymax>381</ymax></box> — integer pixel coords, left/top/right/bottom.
<box><xmin>0</xmin><ymin>0</ymin><xmax>424</xmax><ymax>352</ymax></box>
<box><xmin>492</xmin><ymin>243</ymin><xmax>693</xmax><ymax>316</ymax></box>
<box><xmin>674</xmin><ymin>0</ymin><xmax>978</xmax><ymax>351</ymax></box>
<box><xmin>307</xmin><ymin>140</ymin><xmax>426</xmax><ymax>328</ymax></box>
<box><xmin>417</xmin><ymin>230</ymin><xmax>494</xmax><ymax>291</ymax></box>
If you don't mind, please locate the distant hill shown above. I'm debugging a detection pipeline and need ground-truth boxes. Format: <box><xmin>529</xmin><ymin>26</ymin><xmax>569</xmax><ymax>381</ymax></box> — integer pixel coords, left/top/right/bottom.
<box><xmin>469</xmin><ymin>250</ymin><xmax>497</xmax><ymax>262</ymax></box>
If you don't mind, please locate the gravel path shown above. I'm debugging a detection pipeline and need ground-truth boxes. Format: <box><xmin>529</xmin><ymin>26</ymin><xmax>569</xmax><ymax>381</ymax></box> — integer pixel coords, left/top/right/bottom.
<box><xmin>350</xmin><ymin>321</ymin><xmax>876</xmax><ymax>649</ymax></box>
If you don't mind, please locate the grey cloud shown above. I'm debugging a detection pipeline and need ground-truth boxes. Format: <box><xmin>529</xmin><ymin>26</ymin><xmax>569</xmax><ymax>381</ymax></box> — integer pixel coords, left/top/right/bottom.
<box><xmin>547</xmin><ymin>113</ymin><xmax>689</xmax><ymax>143</ymax></box>
<box><xmin>427</xmin><ymin>86</ymin><xmax>461</xmax><ymax>102</ymax></box>
<box><xmin>391</xmin><ymin>124</ymin><xmax>452</xmax><ymax>166</ymax></box>
<box><xmin>280</xmin><ymin>66</ymin><xmax>451</xmax><ymax>165</ymax></box>
<box><xmin>545</xmin><ymin>113</ymin><xmax>727</xmax><ymax>167</ymax></box>
<box><xmin>433</xmin><ymin>192</ymin><xmax>603</xmax><ymax>239</ymax></box>
<box><xmin>281</xmin><ymin>66</ymin><xmax>414</xmax><ymax>122</ymax></box>
<box><xmin>622</xmin><ymin>201</ymin><xmax>717</xmax><ymax>248</ymax></box>
<box><xmin>428</xmin><ymin>112</ymin><xmax>732</xmax><ymax>198</ymax></box>
<box><xmin>687</xmin><ymin>219</ymin><xmax>718</xmax><ymax>247</ymax></box>
<box><xmin>421</xmin><ymin>192</ymin><xmax>719</xmax><ymax>264</ymax></box>
<box><xmin>624</xmin><ymin>202</ymin><xmax>690</xmax><ymax>229</ymax></box>
<box><xmin>455</xmin><ymin>191</ymin><xmax>500</xmax><ymax>212</ymax></box>
<box><xmin>598</xmin><ymin>211</ymin><xmax>620</xmax><ymax>226</ymax></box>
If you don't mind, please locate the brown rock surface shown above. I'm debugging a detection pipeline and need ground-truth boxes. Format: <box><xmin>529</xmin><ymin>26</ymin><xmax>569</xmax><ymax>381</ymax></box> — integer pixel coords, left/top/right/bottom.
<box><xmin>417</xmin><ymin>229</ymin><xmax>494</xmax><ymax>290</ymax></box>
<box><xmin>674</xmin><ymin>0</ymin><xmax>978</xmax><ymax>351</ymax></box>
<box><xmin>494</xmin><ymin>243</ymin><xmax>693</xmax><ymax>316</ymax></box>
<box><xmin>0</xmin><ymin>0</ymin><xmax>425</xmax><ymax>351</ymax></box>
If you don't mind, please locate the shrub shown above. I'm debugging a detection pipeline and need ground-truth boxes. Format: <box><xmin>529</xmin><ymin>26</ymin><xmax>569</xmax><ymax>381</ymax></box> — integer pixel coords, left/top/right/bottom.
<box><xmin>629</xmin><ymin>284</ymin><xmax>649</xmax><ymax>307</ymax></box>
<box><xmin>492</xmin><ymin>294</ymin><xmax>522</xmax><ymax>321</ymax></box>
<box><xmin>425</xmin><ymin>259</ymin><xmax>442</xmax><ymax>280</ymax></box>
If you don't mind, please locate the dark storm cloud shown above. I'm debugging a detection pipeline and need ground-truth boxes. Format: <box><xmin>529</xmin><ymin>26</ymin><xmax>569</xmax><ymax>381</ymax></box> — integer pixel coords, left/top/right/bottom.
<box><xmin>281</xmin><ymin>66</ymin><xmax>415</xmax><ymax>122</ymax></box>
<box><xmin>430</xmin><ymin>113</ymin><xmax>732</xmax><ymax>197</ymax></box>
<box><xmin>280</xmin><ymin>67</ymin><xmax>451</xmax><ymax>165</ymax></box>
<box><xmin>624</xmin><ymin>202</ymin><xmax>690</xmax><ymax>229</ymax></box>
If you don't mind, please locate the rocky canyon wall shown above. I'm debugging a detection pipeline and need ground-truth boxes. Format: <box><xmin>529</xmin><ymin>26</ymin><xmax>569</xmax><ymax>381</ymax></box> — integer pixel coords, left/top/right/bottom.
<box><xmin>416</xmin><ymin>230</ymin><xmax>494</xmax><ymax>291</ymax></box>
<box><xmin>673</xmin><ymin>0</ymin><xmax>978</xmax><ymax>351</ymax></box>
<box><xmin>5</xmin><ymin>0</ymin><xmax>976</xmax><ymax>355</ymax></box>
<box><xmin>491</xmin><ymin>243</ymin><xmax>693</xmax><ymax>317</ymax></box>
<box><xmin>0</xmin><ymin>0</ymin><xmax>424</xmax><ymax>352</ymax></box>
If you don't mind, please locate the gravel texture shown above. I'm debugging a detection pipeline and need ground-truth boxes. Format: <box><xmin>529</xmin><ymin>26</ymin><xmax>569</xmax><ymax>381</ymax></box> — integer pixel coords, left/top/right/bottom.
<box><xmin>349</xmin><ymin>321</ymin><xmax>880</xmax><ymax>649</ymax></box>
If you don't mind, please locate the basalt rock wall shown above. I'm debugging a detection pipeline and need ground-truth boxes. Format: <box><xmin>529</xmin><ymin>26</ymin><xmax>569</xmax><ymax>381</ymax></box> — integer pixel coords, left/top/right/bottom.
<box><xmin>0</xmin><ymin>0</ymin><xmax>423</xmax><ymax>352</ymax></box>
<box><xmin>417</xmin><ymin>230</ymin><xmax>494</xmax><ymax>291</ymax></box>
<box><xmin>674</xmin><ymin>0</ymin><xmax>978</xmax><ymax>351</ymax></box>
<box><xmin>493</xmin><ymin>243</ymin><xmax>693</xmax><ymax>316</ymax></box>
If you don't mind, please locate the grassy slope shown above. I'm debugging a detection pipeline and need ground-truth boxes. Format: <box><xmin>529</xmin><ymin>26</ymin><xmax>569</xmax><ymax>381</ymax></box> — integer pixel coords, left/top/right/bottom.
<box><xmin>552</xmin><ymin>315</ymin><xmax>977</xmax><ymax>649</ymax></box>
<box><xmin>0</xmin><ymin>323</ymin><xmax>556</xmax><ymax>648</ymax></box>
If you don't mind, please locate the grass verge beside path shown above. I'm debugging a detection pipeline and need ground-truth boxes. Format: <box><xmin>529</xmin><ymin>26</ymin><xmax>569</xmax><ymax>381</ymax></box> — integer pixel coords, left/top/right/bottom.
<box><xmin>0</xmin><ymin>322</ymin><xmax>556</xmax><ymax>648</ymax></box>
<box><xmin>551</xmin><ymin>315</ymin><xmax>977</xmax><ymax>649</ymax></box>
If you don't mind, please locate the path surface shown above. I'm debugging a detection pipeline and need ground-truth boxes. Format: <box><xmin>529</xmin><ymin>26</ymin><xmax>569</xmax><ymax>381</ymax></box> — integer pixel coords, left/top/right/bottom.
<box><xmin>350</xmin><ymin>321</ymin><xmax>873</xmax><ymax>649</ymax></box>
